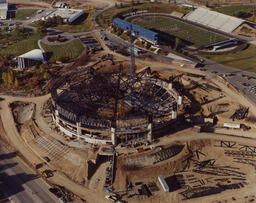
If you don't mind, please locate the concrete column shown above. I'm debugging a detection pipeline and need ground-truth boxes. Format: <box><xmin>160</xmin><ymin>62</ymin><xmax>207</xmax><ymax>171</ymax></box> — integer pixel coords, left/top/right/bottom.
<box><xmin>168</xmin><ymin>83</ymin><xmax>173</xmax><ymax>90</ymax></box>
<box><xmin>77</xmin><ymin>122</ymin><xmax>81</xmax><ymax>137</ymax></box>
<box><xmin>55</xmin><ymin>110</ymin><xmax>59</xmax><ymax>124</ymax></box>
<box><xmin>171</xmin><ymin>111</ymin><xmax>177</xmax><ymax>120</ymax></box>
<box><xmin>147</xmin><ymin>123</ymin><xmax>153</xmax><ymax>142</ymax></box>
<box><xmin>111</xmin><ymin>127</ymin><xmax>116</xmax><ymax>146</ymax></box>
<box><xmin>178</xmin><ymin>96</ymin><xmax>183</xmax><ymax>106</ymax></box>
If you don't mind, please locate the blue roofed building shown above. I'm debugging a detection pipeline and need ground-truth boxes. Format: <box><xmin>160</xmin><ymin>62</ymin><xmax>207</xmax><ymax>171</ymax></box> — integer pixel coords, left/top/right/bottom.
<box><xmin>113</xmin><ymin>18</ymin><xmax>159</xmax><ymax>45</ymax></box>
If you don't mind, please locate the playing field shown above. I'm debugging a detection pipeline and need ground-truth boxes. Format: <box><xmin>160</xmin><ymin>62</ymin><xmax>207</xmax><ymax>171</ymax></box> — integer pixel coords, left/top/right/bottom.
<box><xmin>200</xmin><ymin>45</ymin><xmax>256</xmax><ymax>73</ymax></box>
<box><xmin>214</xmin><ymin>5</ymin><xmax>253</xmax><ymax>17</ymax></box>
<box><xmin>96</xmin><ymin>3</ymin><xmax>191</xmax><ymax>29</ymax></box>
<box><xmin>131</xmin><ymin>16</ymin><xmax>227</xmax><ymax>48</ymax></box>
<box><xmin>14</xmin><ymin>9</ymin><xmax>38</xmax><ymax>20</ymax></box>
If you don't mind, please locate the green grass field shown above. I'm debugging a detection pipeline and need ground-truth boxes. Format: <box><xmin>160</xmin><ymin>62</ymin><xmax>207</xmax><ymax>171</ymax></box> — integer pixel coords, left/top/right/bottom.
<box><xmin>0</xmin><ymin>32</ymin><xmax>42</xmax><ymax>57</ymax></box>
<box><xmin>96</xmin><ymin>3</ymin><xmax>191</xmax><ymax>28</ymax></box>
<box><xmin>214</xmin><ymin>5</ymin><xmax>253</xmax><ymax>17</ymax></box>
<box><xmin>200</xmin><ymin>45</ymin><xmax>256</xmax><ymax>73</ymax></box>
<box><xmin>41</xmin><ymin>39</ymin><xmax>85</xmax><ymax>62</ymax></box>
<box><xmin>131</xmin><ymin>16</ymin><xmax>227</xmax><ymax>48</ymax></box>
<box><xmin>14</xmin><ymin>9</ymin><xmax>38</xmax><ymax>20</ymax></box>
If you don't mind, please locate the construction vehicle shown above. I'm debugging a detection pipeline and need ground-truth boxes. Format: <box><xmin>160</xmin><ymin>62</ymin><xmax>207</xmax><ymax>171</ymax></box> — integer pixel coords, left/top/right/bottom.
<box><xmin>65</xmin><ymin>136</ymin><xmax>71</xmax><ymax>141</ymax></box>
<box><xmin>136</xmin><ymin>147</ymin><xmax>146</xmax><ymax>153</ymax></box>
<box><xmin>42</xmin><ymin>169</ymin><xmax>54</xmax><ymax>178</ymax></box>
<box><xmin>43</xmin><ymin>156</ymin><xmax>51</xmax><ymax>162</ymax></box>
<box><xmin>223</xmin><ymin>123</ymin><xmax>250</xmax><ymax>131</ymax></box>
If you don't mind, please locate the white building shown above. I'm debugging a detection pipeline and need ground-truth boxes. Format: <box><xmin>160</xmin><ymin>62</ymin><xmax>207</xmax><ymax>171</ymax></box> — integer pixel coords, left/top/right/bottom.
<box><xmin>43</xmin><ymin>8</ymin><xmax>84</xmax><ymax>23</ymax></box>
<box><xmin>17</xmin><ymin>49</ymin><xmax>46</xmax><ymax>68</ymax></box>
<box><xmin>0</xmin><ymin>0</ymin><xmax>8</xmax><ymax>20</ymax></box>
<box><xmin>186</xmin><ymin>7</ymin><xmax>245</xmax><ymax>33</ymax></box>
<box><xmin>54</xmin><ymin>2</ymin><xmax>69</xmax><ymax>8</ymax></box>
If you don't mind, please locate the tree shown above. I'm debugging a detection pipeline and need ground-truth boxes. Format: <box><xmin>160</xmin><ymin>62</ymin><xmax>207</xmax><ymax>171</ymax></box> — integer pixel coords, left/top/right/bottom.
<box><xmin>14</xmin><ymin>78</ymin><xmax>19</xmax><ymax>88</ymax></box>
<box><xmin>206</xmin><ymin>1</ymin><xmax>209</xmax><ymax>7</ymax></box>
<box><xmin>2</xmin><ymin>72</ymin><xmax>7</xmax><ymax>86</ymax></box>
<box><xmin>43</xmin><ymin>72</ymin><xmax>50</xmax><ymax>80</ymax></box>
<box><xmin>175</xmin><ymin>37</ymin><xmax>181</xmax><ymax>50</ymax></box>
<box><xmin>7</xmin><ymin>70</ymin><xmax>14</xmax><ymax>87</ymax></box>
<box><xmin>36</xmin><ymin>26</ymin><xmax>47</xmax><ymax>35</ymax></box>
<box><xmin>39</xmin><ymin>64</ymin><xmax>48</xmax><ymax>72</ymax></box>
<box><xmin>28</xmin><ymin>77</ymin><xmax>39</xmax><ymax>89</ymax></box>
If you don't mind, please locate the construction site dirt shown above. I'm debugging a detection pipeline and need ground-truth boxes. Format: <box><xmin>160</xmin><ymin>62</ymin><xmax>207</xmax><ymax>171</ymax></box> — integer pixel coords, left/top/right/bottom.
<box><xmin>1</xmin><ymin>57</ymin><xmax>256</xmax><ymax>202</ymax></box>
<box><xmin>2</xmin><ymin>2</ymin><xmax>256</xmax><ymax>199</ymax></box>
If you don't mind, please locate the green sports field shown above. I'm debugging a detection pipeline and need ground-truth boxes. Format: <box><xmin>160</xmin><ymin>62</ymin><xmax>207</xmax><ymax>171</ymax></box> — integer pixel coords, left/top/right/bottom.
<box><xmin>200</xmin><ymin>45</ymin><xmax>256</xmax><ymax>73</ymax></box>
<box><xmin>214</xmin><ymin>5</ymin><xmax>253</xmax><ymax>17</ymax></box>
<box><xmin>131</xmin><ymin>16</ymin><xmax>227</xmax><ymax>48</ymax></box>
<box><xmin>14</xmin><ymin>9</ymin><xmax>38</xmax><ymax>20</ymax></box>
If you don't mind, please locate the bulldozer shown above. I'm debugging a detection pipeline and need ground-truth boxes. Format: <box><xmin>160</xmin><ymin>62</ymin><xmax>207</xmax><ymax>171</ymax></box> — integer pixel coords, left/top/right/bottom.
<box><xmin>42</xmin><ymin>169</ymin><xmax>54</xmax><ymax>178</ymax></box>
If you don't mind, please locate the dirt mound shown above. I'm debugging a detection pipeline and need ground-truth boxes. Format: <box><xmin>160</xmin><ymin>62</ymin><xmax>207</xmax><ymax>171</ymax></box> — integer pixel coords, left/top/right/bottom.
<box><xmin>10</xmin><ymin>101</ymin><xmax>35</xmax><ymax>125</ymax></box>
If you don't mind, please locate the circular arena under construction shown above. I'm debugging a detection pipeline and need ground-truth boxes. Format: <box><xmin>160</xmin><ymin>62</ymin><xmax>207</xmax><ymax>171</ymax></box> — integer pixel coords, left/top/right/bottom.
<box><xmin>51</xmin><ymin>67</ymin><xmax>183</xmax><ymax>145</ymax></box>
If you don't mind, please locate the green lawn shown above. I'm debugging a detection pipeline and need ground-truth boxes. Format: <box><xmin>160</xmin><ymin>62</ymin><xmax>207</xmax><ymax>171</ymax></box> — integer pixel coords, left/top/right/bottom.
<box><xmin>41</xmin><ymin>39</ymin><xmax>85</xmax><ymax>62</ymax></box>
<box><xmin>96</xmin><ymin>3</ymin><xmax>192</xmax><ymax>29</ymax></box>
<box><xmin>131</xmin><ymin>16</ymin><xmax>227</xmax><ymax>48</ymax></box>
<box><xmin>214</xmin><ymin>5</ymin><xmax>253</xmax><ymax>17</ymax></box>
<box><xmin>14</xmin><ymin>9</ymin><xmax>38</xmax><ymax>20</ymax></box>
<box><xmin>0</xmin><ymin>32</ymin><xmax>43</xmax><ymax>57</ymax></box>
<box><xmin>200</xmin><ymin>45</ymin><xmax>256</xmax><ymax>73</ymax></box>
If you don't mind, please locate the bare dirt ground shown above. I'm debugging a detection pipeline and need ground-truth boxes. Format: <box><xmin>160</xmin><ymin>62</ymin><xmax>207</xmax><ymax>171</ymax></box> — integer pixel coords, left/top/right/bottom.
<box><xmin>114</xmin><ymin>135</ymin><xmax>256</xmax><ymax>203</ymax></box>
<box><xmin>1</xmin><ymin>67</ymin><xmax>256</xmax><ymax>203</ymax></box>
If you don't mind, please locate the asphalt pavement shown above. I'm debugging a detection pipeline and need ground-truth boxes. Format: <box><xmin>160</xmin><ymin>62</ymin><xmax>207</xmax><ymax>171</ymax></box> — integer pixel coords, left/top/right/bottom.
<box><xmin>0</xmin><ymin>145</ymin><xmax>59</xmax><ymax>203</ymax></box>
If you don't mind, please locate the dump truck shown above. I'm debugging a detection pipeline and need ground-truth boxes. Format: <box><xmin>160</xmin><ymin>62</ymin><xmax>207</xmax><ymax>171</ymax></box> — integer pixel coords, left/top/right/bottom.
<box><xmin>42</xmin><ymin>169</ymin><xmax>54</xmax><ymax>178</ymax></box>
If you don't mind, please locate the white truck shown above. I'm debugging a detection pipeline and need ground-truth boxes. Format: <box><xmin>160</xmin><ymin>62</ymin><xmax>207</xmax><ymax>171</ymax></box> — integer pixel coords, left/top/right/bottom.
<box><xmin>223</xmin><ymin>122</ymin><xmax>241</xmax><ymax>129</ymax></box>
<box><xmin>223</xmin><ymin>123</ymin><xmax>250</xmax><ymax>131</ymax></box>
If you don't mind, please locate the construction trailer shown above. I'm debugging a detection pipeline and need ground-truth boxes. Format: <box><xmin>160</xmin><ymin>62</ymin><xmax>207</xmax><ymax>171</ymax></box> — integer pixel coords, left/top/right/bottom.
<box><xmin>158</xmin><ymin>175</ymin><xmax>169</xmax><ymax>192</ymax></box>
<box><xmin>0</xmin><ymin>0</ymin><xmax>8</xmax><ymax>19</ymax></box>
<box><xmin>223</xmin><ymin>122</ymin><xmax>241</xmax><ymax>129</ymax></box>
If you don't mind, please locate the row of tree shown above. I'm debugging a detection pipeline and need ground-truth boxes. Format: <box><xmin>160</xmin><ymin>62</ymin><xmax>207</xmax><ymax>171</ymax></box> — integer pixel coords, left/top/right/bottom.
<box><xmin>2</xmin><ymin>69</ymin><xmax>19</xmax><ymax>88</ymax></box>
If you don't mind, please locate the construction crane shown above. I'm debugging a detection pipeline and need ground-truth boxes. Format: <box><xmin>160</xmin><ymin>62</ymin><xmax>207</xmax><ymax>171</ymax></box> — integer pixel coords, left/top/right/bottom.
<box><xmin>129</xmin><ymin>24</ymin><xmax>135</xmax><ymax>108</ymax></box>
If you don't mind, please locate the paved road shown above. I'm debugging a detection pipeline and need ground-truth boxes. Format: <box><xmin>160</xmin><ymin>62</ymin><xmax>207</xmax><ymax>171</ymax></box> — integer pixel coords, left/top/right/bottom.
<box><xmin>0</xmin><ymin>144</ymin><xmax>59</xmax><ymax>203</ymax></box>
<box><xmin>196</xmin><ymin>56</ymin><xmax>256</xmax><ymax>105</ymax></box>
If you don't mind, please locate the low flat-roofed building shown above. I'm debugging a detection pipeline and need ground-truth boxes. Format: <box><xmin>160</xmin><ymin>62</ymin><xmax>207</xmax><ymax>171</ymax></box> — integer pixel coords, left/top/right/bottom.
<box><xmin>43</xmin><ymin>8</ymin><xmax>84</xmax><ymax>23</ymax></box>
<box><xmin>113</xmin><ymin>18</ymin><xmax>160</xmax><ymax>45</ymax></box>
<box><xmin>17</xmin><ymin>49</ymin><xmax>46</xmax><ymax>68</ymax></box>
<box><xmin>0</xmin><ymin>0</ymin><xmax>8</xmax><ymax>20</ymax></box>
